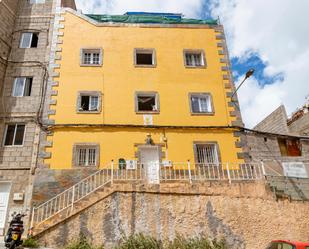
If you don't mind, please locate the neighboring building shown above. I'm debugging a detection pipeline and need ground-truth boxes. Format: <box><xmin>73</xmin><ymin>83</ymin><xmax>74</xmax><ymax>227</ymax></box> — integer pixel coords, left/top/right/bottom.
<box><xmin>39</xmin><ymin>10</ymin><xmax>245</xmax><ymax>176</ymax></box>
<box><xmin>246</xmin><ymin>104</ymin><xmax>309</xmax><ymax>174</ymax></box>
<box><xmin>0</xmin><ymin>0</ymin><xmax>75</xmax><ymax>235</ymax></box>
<box><xmin>288</xmin><ymin>102</ymin><xmax>309</xmax><ymax>136</ymax></box>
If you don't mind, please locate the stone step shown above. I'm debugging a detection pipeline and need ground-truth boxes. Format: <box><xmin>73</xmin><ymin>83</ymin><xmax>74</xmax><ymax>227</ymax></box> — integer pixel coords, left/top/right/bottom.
<box><xmin>33</xmin><ymin>186</ymin><xmax>115</xmax><ymax>236</ymax></box>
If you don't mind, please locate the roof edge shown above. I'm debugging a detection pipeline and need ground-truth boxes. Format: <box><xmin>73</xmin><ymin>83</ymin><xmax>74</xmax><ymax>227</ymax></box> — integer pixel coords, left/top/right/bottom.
<box><xmin>62</xmin><ymin>8</ymin><xmax>221</xmax><ymax>29</ymax></box>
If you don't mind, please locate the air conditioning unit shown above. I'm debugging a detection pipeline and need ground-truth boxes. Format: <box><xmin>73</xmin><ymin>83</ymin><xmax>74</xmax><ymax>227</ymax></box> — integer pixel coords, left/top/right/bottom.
<box><xmin>126</xmin><ymin>160</ymin><xmax>137</xmax><ymax>170</ymax></box>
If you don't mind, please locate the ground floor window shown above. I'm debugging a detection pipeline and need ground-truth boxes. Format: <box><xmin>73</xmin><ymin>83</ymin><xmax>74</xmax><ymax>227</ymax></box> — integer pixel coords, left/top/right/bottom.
<box><xmin>194</xmin><ymin>143</ymin><xmax>219</xmax><ymax>165</ymax></box>
<box><xmin>73</xmin><ymin>144</ymin><xmax>99</xmax><ymax>167</ymax></box>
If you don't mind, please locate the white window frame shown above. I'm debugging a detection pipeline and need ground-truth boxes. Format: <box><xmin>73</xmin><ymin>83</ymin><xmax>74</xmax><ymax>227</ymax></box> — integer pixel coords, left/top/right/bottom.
<box><xmin>135</xmin><ymin>91</ymin><xmax>160</xmax><ymax>113</ymax></box>
<box><xmin>12</xmin><ymin>77</ymin><xmax>32</xmax><ymax>97</ymax></box>
<box><xmin>80</xmin><ymin>48</ymin><xmax>103</xmax><ymax>66</ymax></box>
<box><xmin>80</xmin><ymin>96</ymin><xmax>99</xmax><ymax>111</ymax></box>
<box><xmin>77</xmin><ymin>147</ymin><xmax>97</xmax><ymax>166</ymax></box>
<box><xmin>184</xmin><ymin>49</ymin><xmax>206</xmax><ymax>68</ymax></box>
<box><xmin>194</xmin><ymin>142</ymin><xmax>220</xmax><ymax>165</ymax></box>
<box><xmin>3</xmin><ymin>124</ymin><xmax>26</xmax><ymax>147</ymax></box>
<box><xmin>19</xmin><ymin>33</ymin><xmax>38</xmax><ymax>48</ymax></box>
<box><xmin>134</xmin><ymin>48</ymin><xmax>156</xmax><ymax>67</ymax></box>
<box><xmin>189</xmin><ymin>93</ymin><xmax>214</xmax><ymax>114</ymax></box>
<box><xmin>77</xmin><ymin>91</ymin><xmax>102</xmax><ymax>113</ymax></box>
<box><xmin>73</xmin><ymin>144</ymin><xmax>99</xmax><ymax>167</ymax></box>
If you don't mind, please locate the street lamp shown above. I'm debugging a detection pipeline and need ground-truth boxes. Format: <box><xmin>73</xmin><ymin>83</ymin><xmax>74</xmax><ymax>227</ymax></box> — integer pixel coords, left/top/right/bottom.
<box><xmin>231</xmin><ymin>68</ymin><xmax>255</xmax><ymax>100</ymax></box>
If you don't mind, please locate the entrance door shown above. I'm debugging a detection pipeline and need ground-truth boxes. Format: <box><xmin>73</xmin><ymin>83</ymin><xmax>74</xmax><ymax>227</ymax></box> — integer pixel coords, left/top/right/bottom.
<box><xmin>0</xmin><ymin>183</ymin><xmax>11</xmax><ymax>235</ymax></box>
<box><xmin>140</xmin><ymin>147</ymin><xmax>160</xmax><ymax>184</ymax></box>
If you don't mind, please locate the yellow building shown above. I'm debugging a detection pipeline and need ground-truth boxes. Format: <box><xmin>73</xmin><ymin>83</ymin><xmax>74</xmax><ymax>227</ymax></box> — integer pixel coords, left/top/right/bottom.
<box><xmin>43</xmin><ymin>10</ymin><xmax>245</xmax><ymax>178</ymax></box>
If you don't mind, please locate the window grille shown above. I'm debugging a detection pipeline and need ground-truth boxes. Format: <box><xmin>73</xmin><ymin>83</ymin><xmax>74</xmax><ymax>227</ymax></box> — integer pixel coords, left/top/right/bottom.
<box><xmin>81</xmin><ymin>49</ymin><xmax>101</xmax><ymax>65</ymax></box>
<box><xmin>195</xmin><ymin>143</ymin><xmax>219</xmax><ymax>165</ymax></box>
<box><xmin>77</xmin><ymin>147</ymin><xmax>97</xmax><ymax>166</ymax></box>
<box><xmin>185</xmin><ymin>51</ymin><xmax>204</xmax><ymax>67</ymax></box>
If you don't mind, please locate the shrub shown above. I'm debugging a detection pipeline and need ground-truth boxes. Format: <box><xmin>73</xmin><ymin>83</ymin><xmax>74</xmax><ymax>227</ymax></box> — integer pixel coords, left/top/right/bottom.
<box><xmin>168</xmin><ymin>235</ymin><xmax>226</xmax><ymax>249</ymax></box>
<box><xmin>115</xmin><ymin>234</ymin><xmax>163</xmax><ymax>249</ymax></box>
<box><xmin>22</xmin><ymin>237</ymin><xmax>40</xmax><ymax>248</ymax></box>
<box><xmin>64</xmin><ymin>235</ymin><xmax>103</xmax><ymax>249</ymax></box>
<box><xmin>115</xmin><ymin>234</ymin><xmax>226</xmax><ymax>249</ymax></box>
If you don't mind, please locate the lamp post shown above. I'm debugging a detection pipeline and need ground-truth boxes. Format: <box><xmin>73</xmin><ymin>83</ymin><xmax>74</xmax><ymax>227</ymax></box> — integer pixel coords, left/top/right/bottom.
<box><xmin>231</xmin><ymin>68</ymin><xmax>255</xmax><ymax>100</ymax></box>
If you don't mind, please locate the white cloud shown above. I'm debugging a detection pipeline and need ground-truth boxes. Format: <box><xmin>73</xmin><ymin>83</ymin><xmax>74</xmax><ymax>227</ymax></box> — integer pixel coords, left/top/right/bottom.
<box><xmin>75</xmin><ymin>0</ymin><xmax>203</xmax><ymax>18</ymax></box>
<box><xmin>210</xmin><ymin>0</ymin><xmax>309</xmax><ymax>127</ymax></box>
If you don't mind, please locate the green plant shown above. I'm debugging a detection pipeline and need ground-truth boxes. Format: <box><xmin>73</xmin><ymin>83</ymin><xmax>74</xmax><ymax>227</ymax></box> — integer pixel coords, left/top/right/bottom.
<box><xmin>167</xmin><ymin>236</ymin><xmax>227</xmax><ymax>249</ymax></box>
<box><xmin>64</xmin><ymin>235</ymin><xmax>103</xmax><ymax>249</ymax></box>
<box><xmin>115</xmin><ymin>234</ymin><xmax>163</xmax><ymax>249</ymax></box>
<box><xmin>22</xmin><ymin>237</ymin><xmax>40</xmax><ymax>248</ymax></box>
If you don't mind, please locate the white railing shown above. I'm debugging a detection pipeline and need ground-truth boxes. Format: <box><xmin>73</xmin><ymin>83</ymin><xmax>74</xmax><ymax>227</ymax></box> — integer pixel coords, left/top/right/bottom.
<box><xmin>31</xmin><ymin>169</ymin><xmax>113</xmax><ymax>228</ymax></box>
<box><xmin>31</xmin><ymin>161</ymin><xmax>265</xmax><ymax>229</ymax></box>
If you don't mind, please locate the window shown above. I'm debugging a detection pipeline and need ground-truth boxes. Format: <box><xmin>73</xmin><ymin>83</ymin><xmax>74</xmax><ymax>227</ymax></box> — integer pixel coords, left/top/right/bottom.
<box><xmin>20</xmin><ymin>33</ymin><xmax>38</xmax><ymax>48</ymax></box>
<box><xmin>80</xmin><ymin>96</ymin><xmax>99</xmax><ymax>111</ymax></box>
<box><xmin>74</xmin><ymin>144</ymin><xmax>99</xmax><ymax>167</ymax></box>
<box><xmin>277</xmin><ymin>138</ymin><xmax>302</xmax><ymax>156</ymax></box>
<box><xmin>194</xmin><ymin>143</ymin><xmax>219</xmax><ymax>165</ymax></box>
<box><xmin>134</xmin><ymin>49</ymin><xmax>156</xmax><ymax>66</ymax></box>
<box><xmin>267</xmin><ymin>242</ymin><xmax>295</xmax><ymax>249</ymax></box>
<box><xmin>12</xmin><ymin>77</ymin><xmax>32</xmax><ymax>97</ymax></box>
<box><xmin>135</xmin><ymin>92</ymin><xmax>159</xmax><ymax>113</ymax></box>
<box><xmin>77</xmin><ymin>92</ymin><xmax>101</xmax><ymax>113</ymax></box>
<box><xmin>3</xmin><ymin>124</ymin><xmax>25</xmax><ymax>146</ymax></box>
<box><xmin>190</xmin><ymin>93</ymin><xmax>213</xmax><ymax>114</ymax></box>
<box><xmin>81</xmin><ymin>49</ymin><xmax>102</xmax><ymax>66</ymax></box>
<box><xmin>184</xmin><ymin>50</ymin><xmax>206</xmax><ymax>67</ymax></box>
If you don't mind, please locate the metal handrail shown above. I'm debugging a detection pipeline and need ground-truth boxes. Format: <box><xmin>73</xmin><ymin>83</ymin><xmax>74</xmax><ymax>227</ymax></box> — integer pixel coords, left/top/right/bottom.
<box><xmin>31</xmin><ymin>161</ymin><xmax>265</xmax><ymax>228</ymax></box>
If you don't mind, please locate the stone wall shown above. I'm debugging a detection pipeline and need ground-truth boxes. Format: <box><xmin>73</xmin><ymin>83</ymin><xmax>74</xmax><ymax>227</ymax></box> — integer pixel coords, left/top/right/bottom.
<box><xmin>32</xmin><ymin>168</ymin><xmax>99</xmax><ymax>205</ymax></box>
<box><xmin>246</xmin><ymin>132</ymin><xmax>309</xmax><ymax>162</ymax></box>
<box><xmin>0</xmin><ymin>0</ymin><xmax>18</xmax><ymax>88</ymax></box>
<box><xmin>289</xmin><ymin>112</ymin><xmax>309</xmax><ymax>136</ymax></box>
<box><xmin>36</xmin><ymin>182</ymin><xmax>309</xmax><ymax>249</ymax></box>
<box><xmin>0</xmin><ymin>0</ymin><xmax>58</xmax><ymax>235</ymax></box>
<box><xmin>254</xmin><ymin>105</ymin><xmax>289</xmax><ymax>134</ymax></box>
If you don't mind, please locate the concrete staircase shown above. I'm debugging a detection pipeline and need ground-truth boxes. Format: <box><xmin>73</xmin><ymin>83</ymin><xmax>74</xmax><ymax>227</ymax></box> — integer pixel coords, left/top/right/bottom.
<box><xmin>32</xmin><ymin>182</ymin><xmax>114</xmax><ymax>236</ymax></box>
<box><xmin>266</xmin><ymin>175</ymin><xmax>309</xmax><ymax>201</ymax></box>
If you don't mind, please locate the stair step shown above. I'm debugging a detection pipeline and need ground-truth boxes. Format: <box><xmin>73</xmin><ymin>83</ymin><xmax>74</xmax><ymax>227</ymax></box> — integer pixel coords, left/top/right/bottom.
<box><xmin>33</xmin><ymin>185</ymin><xmax>115</xmax><ymax>236</ymax></box>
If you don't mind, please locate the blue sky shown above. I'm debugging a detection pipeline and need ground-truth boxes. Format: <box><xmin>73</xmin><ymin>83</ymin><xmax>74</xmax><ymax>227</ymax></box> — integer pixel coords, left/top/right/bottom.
<box><xmin>75</xmin><ymin>0</ymin><xmax>309</xmax><ymax>128</ymax></box>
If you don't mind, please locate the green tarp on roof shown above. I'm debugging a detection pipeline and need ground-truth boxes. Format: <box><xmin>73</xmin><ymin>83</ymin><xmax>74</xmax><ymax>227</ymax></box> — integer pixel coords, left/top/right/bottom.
<box><xmin>86</xmin><ymin>14</ymin><xmax>218</xmax><ymax>25</ymax></box>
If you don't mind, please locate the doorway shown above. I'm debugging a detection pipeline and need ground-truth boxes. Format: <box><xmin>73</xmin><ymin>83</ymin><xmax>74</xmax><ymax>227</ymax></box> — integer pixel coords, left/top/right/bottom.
<box><xmin>139</xmin><ymin>146</ymin><xmax>160</xmax><ymax>184</ymax></box>
<box><xmin>0</xmin><ymin>182</ymin><xmax>11</xmax><ymax>235</ymax></box>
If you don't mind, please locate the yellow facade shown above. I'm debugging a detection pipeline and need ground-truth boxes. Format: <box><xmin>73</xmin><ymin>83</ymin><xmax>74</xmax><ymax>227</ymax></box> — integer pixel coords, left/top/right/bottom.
<box><xmin>45</xmin><ymin>11</ymin><xmax>243</xmax><ymax>169</ymax></box>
